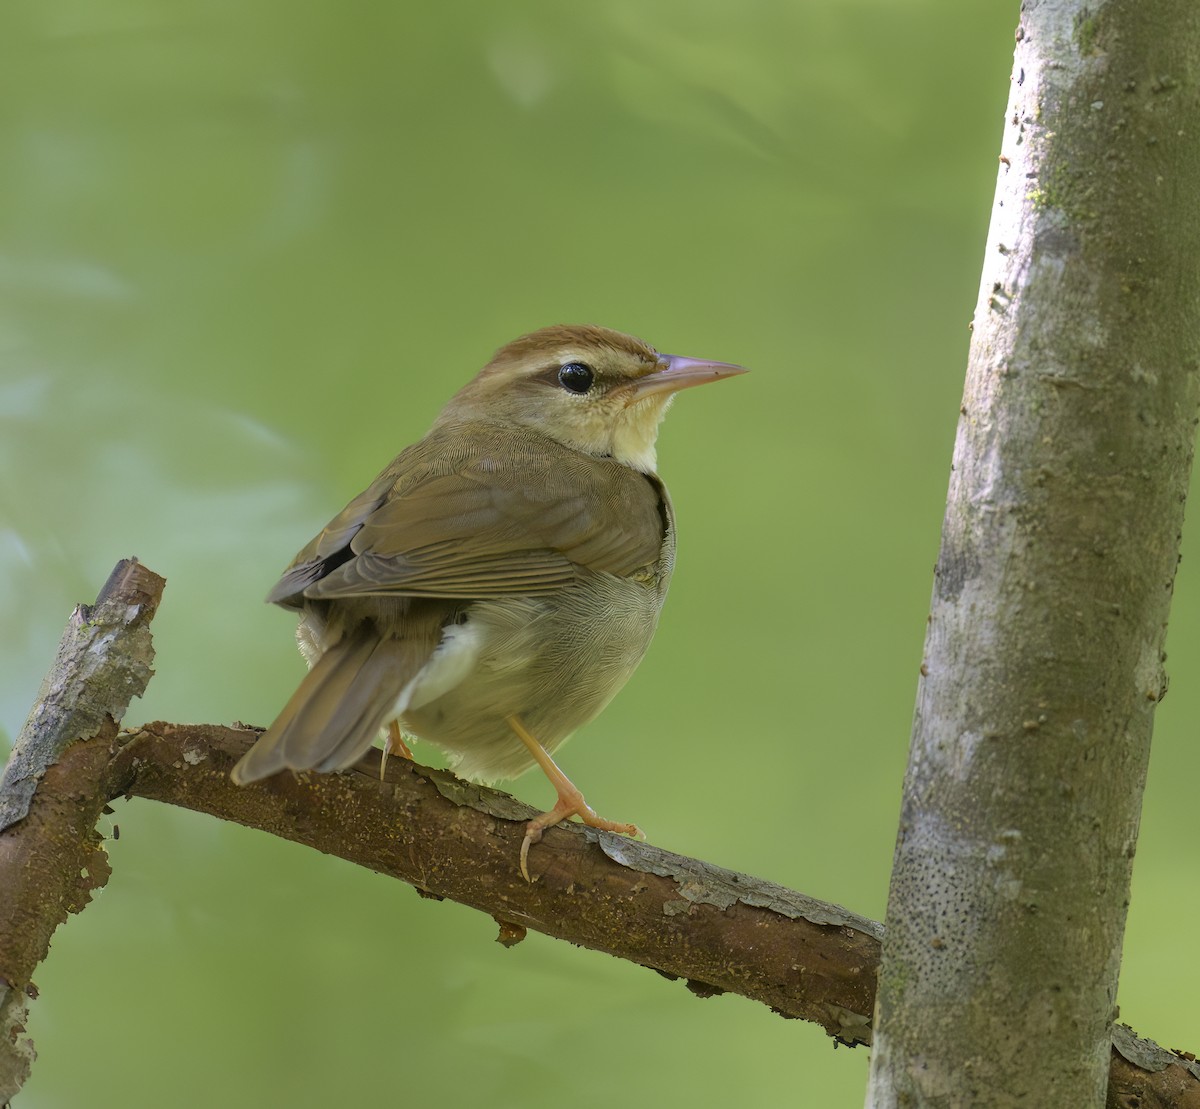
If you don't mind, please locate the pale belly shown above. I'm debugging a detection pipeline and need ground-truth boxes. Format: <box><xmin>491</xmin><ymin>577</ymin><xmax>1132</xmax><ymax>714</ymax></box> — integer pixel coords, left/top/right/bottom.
<box><xmin>400</xmin><ymin>573</ymin><xmax>664</xmax><ymax>782</ymax></box>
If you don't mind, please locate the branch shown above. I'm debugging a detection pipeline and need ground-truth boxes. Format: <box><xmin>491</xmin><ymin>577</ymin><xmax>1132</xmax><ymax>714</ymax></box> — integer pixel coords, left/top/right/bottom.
<box><xmin>2</xmin><ymin>562</ymin><xmax>1198</xmax><ymax>1108</ymax></box>
<box><xmin>115</xmin><ymin>721</ymin><xmax>880</xmax><ymax>1037</ymax></box>
<box><xmin>0</xmin><ymin>558</ymin><xmax>163</xmax><ymax>1104</ymax></box>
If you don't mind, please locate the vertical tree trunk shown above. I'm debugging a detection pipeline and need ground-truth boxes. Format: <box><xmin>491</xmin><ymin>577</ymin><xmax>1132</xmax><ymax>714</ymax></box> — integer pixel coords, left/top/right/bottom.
<box><xmin>867</xmin><ymin>2</ymin><xmax>1200</xmax><ymax>1105</ymax></box>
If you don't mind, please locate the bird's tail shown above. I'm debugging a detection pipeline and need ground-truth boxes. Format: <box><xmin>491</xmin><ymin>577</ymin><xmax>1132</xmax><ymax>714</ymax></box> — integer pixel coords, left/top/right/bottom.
<box><xmin>231</xmin><ymin>634</ymin><xmax>411</xmax><ymax>784</ymax></box>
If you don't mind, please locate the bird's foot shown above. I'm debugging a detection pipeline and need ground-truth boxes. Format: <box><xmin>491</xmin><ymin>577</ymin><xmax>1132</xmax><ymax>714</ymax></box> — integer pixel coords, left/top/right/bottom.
<box><xmin>519</xmin><ymin>785</ymin><xmax>643</xmax><ymax>883</ymax></box>
<box><xmin>506</xmin><ymin>713</ymin><xmax>641</xmax><ymax>882</ymax></box>
<box><xmin>380</xmin><ymin>721</ymin><xmax>415</xmax><ymax>779</ymax></box>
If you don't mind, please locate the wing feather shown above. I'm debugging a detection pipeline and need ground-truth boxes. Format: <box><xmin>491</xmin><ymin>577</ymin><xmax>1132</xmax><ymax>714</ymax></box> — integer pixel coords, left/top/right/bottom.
<box><xmin>267</xmin><ymin>423</ymin><xmax>666</xmax><ymax>605</ymax></box>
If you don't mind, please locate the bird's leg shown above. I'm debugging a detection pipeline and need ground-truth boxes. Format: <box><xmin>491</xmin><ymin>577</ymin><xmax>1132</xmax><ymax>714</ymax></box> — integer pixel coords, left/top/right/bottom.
<box><xmin>506</xmin><ymin>714</ymin><xmax>643</xmax><ymax>882</ymax></box>
<box><xmin>380</xmin><ymin>720</ymin><xmax>415</xmax><ymax>780</ymax></box>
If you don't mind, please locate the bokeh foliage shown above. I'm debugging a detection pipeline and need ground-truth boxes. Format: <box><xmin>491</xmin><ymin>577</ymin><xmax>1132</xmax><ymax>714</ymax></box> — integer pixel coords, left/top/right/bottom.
<box><xmin>3</xmin><ymin>2</ymin><xmax>1197</xmax><ymax>1106</ymax></box>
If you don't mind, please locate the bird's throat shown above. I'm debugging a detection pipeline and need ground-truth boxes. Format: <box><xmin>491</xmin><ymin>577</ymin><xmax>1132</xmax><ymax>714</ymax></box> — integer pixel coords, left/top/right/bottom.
<box><xmin>609</xmin><ymin>394</ymin><xmax>673</xmax><ymax>473</ymax></box>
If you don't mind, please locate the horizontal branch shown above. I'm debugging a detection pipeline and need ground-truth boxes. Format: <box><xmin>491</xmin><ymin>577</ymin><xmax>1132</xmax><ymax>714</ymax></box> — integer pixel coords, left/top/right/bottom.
<box><xmin>113</xmin><ymin>721</ymin><xmax>881</xmax><ymax>1041</ymax></box>
<box><xmin>2</xmin><ymin>560</ymin><xmax>1198</xmax><ymax>1107</ymax></box>
<box><xmin>106</xmin><ymin>725</ymin><xmax>1200</xmax><ymax>1105</ymax></box>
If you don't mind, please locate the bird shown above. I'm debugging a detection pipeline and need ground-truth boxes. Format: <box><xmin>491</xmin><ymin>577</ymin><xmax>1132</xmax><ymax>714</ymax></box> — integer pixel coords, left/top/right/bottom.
<box><xmin>231</xmin><ymin>323</ymin><xmax>747</xmax><ymax>879</ymax></box>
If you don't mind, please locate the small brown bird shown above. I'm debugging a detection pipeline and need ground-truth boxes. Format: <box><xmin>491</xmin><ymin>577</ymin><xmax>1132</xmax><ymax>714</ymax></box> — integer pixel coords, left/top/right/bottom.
<box><xmin>232</xmin><ymin>324</ymin><xmax>746</xmax><ymax>877</ymax></box>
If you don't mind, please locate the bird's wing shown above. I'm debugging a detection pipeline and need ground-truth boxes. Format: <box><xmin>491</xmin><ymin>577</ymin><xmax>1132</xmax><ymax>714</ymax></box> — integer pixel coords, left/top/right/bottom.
<box><xmin>266</xmin><ymin>468</ymin><xmax>399</xmax><ymax>604</ymax></box>
<box><xmin>267</xmin><ymin>424</ymin><xmax>668</xmax><ymax>604</ymax></box>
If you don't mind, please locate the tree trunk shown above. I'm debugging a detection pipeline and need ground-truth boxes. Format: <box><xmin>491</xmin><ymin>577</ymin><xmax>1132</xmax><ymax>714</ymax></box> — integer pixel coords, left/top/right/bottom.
<box><xmin>867</xmin><ymin>1</ymin><xmax>1200</xmax><ymax>1105</ymax></box>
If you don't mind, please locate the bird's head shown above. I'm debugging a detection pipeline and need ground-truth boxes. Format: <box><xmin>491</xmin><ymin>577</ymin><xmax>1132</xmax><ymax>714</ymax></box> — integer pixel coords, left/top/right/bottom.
<box><xmin>436</xmin><ymin>324</ymin><xmax>747</xmax><ymax>472</ymax></box>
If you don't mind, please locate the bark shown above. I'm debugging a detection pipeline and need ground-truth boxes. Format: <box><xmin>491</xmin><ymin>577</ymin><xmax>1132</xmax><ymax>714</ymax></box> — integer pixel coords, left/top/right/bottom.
<box><xmin>3</xmin><ymin>566</ymin><xmax>1198</xmax><ymax>1106</ymax></box>
<box><xmin>115</xmin><ymin>721</ymin><xmax>882</xmax><ymax>1036</ymax></box>
<box><xmin>868</xmin><ymin>1</ymin><xmax>1200</xmax><ymax>1106</ymax></box>
<box><xmin>0</xmin><ymin>559</ymin><xmax>163</xmax><ymax>1105</ymax></box>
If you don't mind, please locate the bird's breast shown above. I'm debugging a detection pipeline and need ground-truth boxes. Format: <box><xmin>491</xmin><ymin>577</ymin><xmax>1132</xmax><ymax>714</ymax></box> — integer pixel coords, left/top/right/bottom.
<box><xmin>399</xmin><ymin>570</ymin><xmax>666</xmax><ymax>780</ymax></box>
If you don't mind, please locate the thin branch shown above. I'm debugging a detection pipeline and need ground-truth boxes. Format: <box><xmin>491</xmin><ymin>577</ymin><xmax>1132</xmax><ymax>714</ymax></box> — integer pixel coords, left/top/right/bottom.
<box><xmin>2</xmin><ymin>561</ymin><xmax>1198</xmax><ymax>1108</ymax></box>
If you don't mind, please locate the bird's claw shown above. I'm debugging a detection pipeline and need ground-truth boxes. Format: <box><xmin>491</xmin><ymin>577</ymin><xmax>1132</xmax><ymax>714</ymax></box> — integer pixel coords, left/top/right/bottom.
<box><xmin>518</xmin><ymin>814</ymin><xmax>643</xmax><ymax>883</ymax></box>
<box><xmin>519</xmin><ymin>824</ymin><xmax>545</xmax><ymax>883</ymax></box>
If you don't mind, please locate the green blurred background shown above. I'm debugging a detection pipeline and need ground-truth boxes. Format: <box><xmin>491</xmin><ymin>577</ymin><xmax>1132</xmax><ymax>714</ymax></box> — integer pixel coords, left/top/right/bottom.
<box><xmin>3</xmin><ymin>1</ymin><xmax>1198</xmax><ymax>1105</ymax></box>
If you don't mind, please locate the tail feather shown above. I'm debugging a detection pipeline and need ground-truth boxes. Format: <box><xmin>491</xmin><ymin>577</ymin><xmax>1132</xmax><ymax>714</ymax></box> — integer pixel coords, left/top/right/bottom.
<box><xmin>232</xmin><ymin>635</ymin><xmax>413</xmax><ymax>784</ymax></box>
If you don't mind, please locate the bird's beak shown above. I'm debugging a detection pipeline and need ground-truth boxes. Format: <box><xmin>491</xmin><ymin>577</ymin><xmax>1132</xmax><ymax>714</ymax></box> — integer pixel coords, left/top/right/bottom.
<box><xmin>625</xmin><ymin>354</ymin><xmax>749</xmax><ymax>404</ymax></box>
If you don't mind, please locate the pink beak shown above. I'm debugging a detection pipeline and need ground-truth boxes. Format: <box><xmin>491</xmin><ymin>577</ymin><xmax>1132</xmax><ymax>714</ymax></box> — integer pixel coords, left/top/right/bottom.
<box><xmin>627</xmin><ymin>353</ymin><xmax>749</xmax><ymax>402</ymax></box>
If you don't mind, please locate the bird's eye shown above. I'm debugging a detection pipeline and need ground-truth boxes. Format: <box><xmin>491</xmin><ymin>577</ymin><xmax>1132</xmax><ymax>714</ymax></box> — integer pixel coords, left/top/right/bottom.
<box><xmin>557</xmin><ymin>362</ymin><xmax>594</xmax><ymax>394</ymax></box>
